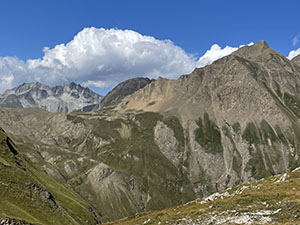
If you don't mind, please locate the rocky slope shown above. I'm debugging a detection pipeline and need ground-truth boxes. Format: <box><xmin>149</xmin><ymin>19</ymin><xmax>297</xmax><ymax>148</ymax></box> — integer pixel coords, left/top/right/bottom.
<box><xmin>292</xmin><ymin>54</ymin><xmax>300</xmax><ymax>66</ymax></box>
<box><xmin>86</xmin><ymin>77</ymin><xmax>153</xmax><ymax>111</ymax></box>
<box><xmin>0</xmin><ymin>41</ymin><xmax>300</xmax><ymax>223</ymax></box>
<box><xmin>0</xmin><ymin>108</ymin><xmax>195</xmax><ymax>222</ymax></box>
<box><xmin>100</xmin><ymin>77</ymin><xmax>153</xmax><ymax>107</ymax></box>
<box><xmin>0</xmin><ymin>126</ymin><xmax>99</xmax><ymax>225</ymax></box>
<box><xmin>0</xmin><ymin>82</ymin><xmax>102</xmax><ymax>113</ymax></box>
<box><xmin>106</xmin><ymin>168</ymin><xmax>300</xmax><ymax>225</ymax></box>
<box><xmin>116</xmin><ymin>40</ymin><xmax>300</xmax><ymax>192</ymax></box>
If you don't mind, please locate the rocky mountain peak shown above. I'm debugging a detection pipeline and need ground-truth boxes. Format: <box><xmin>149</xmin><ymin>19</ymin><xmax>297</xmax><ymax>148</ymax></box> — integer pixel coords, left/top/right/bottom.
<box><xmin>232</xmin><ymin>40</ymin><xmax>271</xmax><ymax>61</ymax></box>
<box><xmin>68</xmin><ymin>82</ymin><xmax>84</xmax><ymax>90</ymax></box>
<box><xmin>254</xmin><ymin>40</ymin><xmax>270</xmax><ymax>49</ymax></box>
<box><xmin>0</xmin><ymin>82</ymin><xmax>102</xmax><ymax>113</ymax></box>
<box><xmin>116</xmin><ymin>40</ymin><xmax>300</xmax><ymax>123</ymax></box>
<box><xmin>2</xmin><ymin>82</ymin><xmax>47</xmax><ymax>97</ymax></box>
<box><xmin>100</xmin><ymin>77</ymin><xmax>153</xmax><ymax>107</ymax></box>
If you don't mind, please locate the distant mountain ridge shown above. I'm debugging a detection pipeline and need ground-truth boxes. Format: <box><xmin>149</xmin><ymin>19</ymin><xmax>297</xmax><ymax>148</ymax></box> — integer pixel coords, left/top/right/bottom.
<box><xmin>0</xmin><ymin>82</ymin><xmax>102</xmax><ymax>113</ymax></box>
<box><xmin>0</xmin><ymin>78</ymin><xmax>154</xmax><ymax>113</ymax></box>
<box><xmin>85</xmin><ymin>77</ymin><xmax>154</xmax><ymax>111</ymax></box>
<box><xmin>101</xmin><ymin>77</ymin><xmax>153</xmax><ymax>107</ymax></box>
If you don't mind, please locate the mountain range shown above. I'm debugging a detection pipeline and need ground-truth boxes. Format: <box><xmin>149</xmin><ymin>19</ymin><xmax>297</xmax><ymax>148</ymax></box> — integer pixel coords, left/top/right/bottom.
<box><xmin>0</xmin><ymin>82</ymin><xmax>102</xmax><ymax>113</ymax></box>
<box><xmin>1</xmin><ymin>40</ymin><xmax>300</xmax><ymax>224</ymax></box>
<box><xmin>0</xmin><ymin>78</ymin><xmax>153</xmax><ymax>113</ymax></box>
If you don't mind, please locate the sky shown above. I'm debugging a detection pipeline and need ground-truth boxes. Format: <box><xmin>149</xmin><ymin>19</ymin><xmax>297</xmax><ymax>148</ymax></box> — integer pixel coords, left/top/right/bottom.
<box><xmin>0</xmin><ymin>0</ymin><xmax>300</xmax><ymax>95</ymax></box>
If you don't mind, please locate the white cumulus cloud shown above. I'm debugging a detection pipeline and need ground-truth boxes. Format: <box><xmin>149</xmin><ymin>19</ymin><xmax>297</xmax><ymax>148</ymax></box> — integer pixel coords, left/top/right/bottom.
<box><xmin>288</xmin><ymin>48</ymin><xmax>300</xmax><ymax>60</ymax></box>
<box><xmin>196</xmin><ymin>42</ymin><xmax>254</xmax><ymax>67</ymax></box>
<box><xmin>82</xmin><ymin>80</ymin><xmax>108</xmax><ymax>88</ymax></box>
<box><xmin>0</xmin><ymin>27</ymin><xmax>255</xmax><ymax>94</ymax></box>
<box><xmin>25</xmin><ymin>27</ymin><xmax>197</xmax><ymax>86</ymax></box>
<box><xmin>0</xmin><ymin>27</ymin><xmax>198</xmax><ymax>93</ymax></box>
<box><xmin>0</xmin><ymin>74</ymin><xmax>14</xmax><ymax>93</ymax></box>
<box><xmin>0</xmin><ymin>57</ymin><xmax>28</xmax><ymax>92</ymax></box>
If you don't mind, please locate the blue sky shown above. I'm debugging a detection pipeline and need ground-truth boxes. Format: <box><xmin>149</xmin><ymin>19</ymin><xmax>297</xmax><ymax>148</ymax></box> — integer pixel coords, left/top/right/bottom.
<box><xmin>0</xmin><ymin>0</ymin><xmax>300</xmax><ymax>95</ymax></box>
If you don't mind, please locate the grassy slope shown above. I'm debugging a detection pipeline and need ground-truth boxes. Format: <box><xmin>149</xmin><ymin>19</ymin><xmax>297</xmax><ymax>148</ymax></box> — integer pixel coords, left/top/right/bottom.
<box><xmin>0</xmin><ymin>128</ymin><xmax>98</xmax><ymax>225</ymax></box>
<box><xmin>106</xmin><ymin>168</ymin><xmax>300</xmax><ymax>225</ymax></box>
<box><xmin>67</xmin><ymin>112</ymin><xmax>195</xmax><ymax>222</ymax></box>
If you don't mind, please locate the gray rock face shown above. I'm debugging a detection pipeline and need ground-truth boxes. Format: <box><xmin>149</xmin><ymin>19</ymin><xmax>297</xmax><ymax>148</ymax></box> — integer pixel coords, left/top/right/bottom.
<box><xmin>99</xmin><ymin>77</ymin><xmax>153</xmax><ymax>108</ymax></box>
<box><xmin>154</xmin><ymin>121</ymin><xmax>182</xmax><ymax>167</ymax></box>
<box><xmin>0</xmin><ymin>218</ymin><xmax>33</xmax><ymax>225</ymax></box>
<box><xmin>0</xmin><ymin>82</ymin><xmax>102</xmax><ymax>113</ymax></box>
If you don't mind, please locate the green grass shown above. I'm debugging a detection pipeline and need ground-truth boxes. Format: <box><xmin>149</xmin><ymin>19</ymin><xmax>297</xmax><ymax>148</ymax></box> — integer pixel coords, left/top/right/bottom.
<box><xmin>0</xmin><ymin>127</ymin><xmax>98</xmax><ymax>225</ymax></box>
<box><xmin>245</xmin><ymin>148</ymin><xmax>273</xmax><ymax>179</ymax></box>
<box><xmin>241</xmin><ymin>122</ymin><xmax>277</xmax><ymax>179</ymax></box>
<box><xmin>66</xmin><ymin>114</ymin><xmax>85</xmax><ymax>124</ymax></box>
<box><xmin>242</xmin><ymin>122</ymin><xmax>260</xmax><ymax>145</ymax></box>
<box><xmin>260</xmin><ymin>119</ymin><xmax>278</xmax><ymax>144</ymax></box>
<box><xmin>274</xmin><ymin>125</ymin><xmax>289</xmax><ymax>146</ymax></box>
<box><xmin>147</xmin><ymin>101</ymin><xmax>156</xmax><ymax>106</ymax></box>
<box><xmin>232</xmin><ymin>122</ymin><xmax>241</xmax><ymax>134</ymax></box>
<box><xmin>194</xmin><ymin>113</ymin><xmax>223</xmax><ymax>154</ymax></box>
<box><xmin>65</xmin><ymin>112</ymin><xmax>195</xmax><ymax>221</ymax></box>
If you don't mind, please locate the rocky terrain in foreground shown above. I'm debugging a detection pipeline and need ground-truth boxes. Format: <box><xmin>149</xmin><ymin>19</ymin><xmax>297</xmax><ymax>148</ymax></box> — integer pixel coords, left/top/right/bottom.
<box><xmin>106</xmin><ymin>168</ymin><xmax>300</xmax><ymax>225</ymax></box>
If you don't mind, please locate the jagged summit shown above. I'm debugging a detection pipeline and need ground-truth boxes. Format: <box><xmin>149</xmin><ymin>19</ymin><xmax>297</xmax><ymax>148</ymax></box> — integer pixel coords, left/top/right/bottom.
<box><xmin>100</xmin><ymin>77</ymin><xmax>153</xmax><ymax>107</ymax></box>
<box><xmin>2</xmin><ymin>81</ymin><xmax>46</xmax><ymax>96</ymax></box>
<box><xmin>0</xmin><ymin>77</ymin><xmax>157</xmax><ymax>113</ymax></box>
<box><xmin>232</xmin><ymin>40</ymin><xmax>272</xmax><ymax>60</ymax></box>
<box><xmin>254</xmin><ymin>40</ymin><xmax>270</xmax><ymax>48</ymax></box>
<box><xmin>83</xmin><ymin>77</ymin><xmax>154</xmax><ymax>111</ymax></box>
<box><xmin>0</xmin><ymin>82</ymin><xmax>102</xmax><ymax>113</ymax></box>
